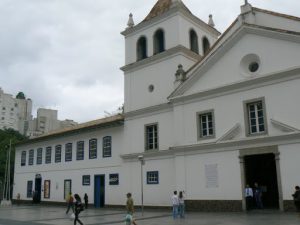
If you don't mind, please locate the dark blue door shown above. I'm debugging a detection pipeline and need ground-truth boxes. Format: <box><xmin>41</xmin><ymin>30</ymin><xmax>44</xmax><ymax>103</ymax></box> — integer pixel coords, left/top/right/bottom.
<box><xmin>94</xmin><ymin>175</ymin><xmax>105</xmax><ymax>208</ymax></box>
<box><xmin>34</xmin><ymin>178</ymin><xmax>42</xmax><ymax>203</ymax></box>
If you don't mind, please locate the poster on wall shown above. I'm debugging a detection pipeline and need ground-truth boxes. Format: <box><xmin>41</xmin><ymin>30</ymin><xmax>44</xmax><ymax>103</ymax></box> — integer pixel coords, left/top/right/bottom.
<box><xmin>205</xmin><ymin>164</ymin><xmax>219</xmax><ymax>188</ymax></box>
<box><xmin>44</xmin><ymin>180</ymin><xmax>51</xmax><ymax>199</ymax></box>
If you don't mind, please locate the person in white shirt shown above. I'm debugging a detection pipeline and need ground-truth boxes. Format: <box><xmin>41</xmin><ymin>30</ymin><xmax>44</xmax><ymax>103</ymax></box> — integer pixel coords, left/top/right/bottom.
<box><xmin>171</xmin><ymin>191</ymin><xmax>179</xmax><ymax>219</ymax></box>
<box><xmin>245</xmin><ymin>184</ymin><xmax>253</xmax><ymax>210</ymax></box>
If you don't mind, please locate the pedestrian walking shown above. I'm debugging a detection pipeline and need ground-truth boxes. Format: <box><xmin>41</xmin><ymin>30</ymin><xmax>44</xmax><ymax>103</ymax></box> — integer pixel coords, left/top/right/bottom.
<box><xmin>74</xmin><ymin>194</ymin><xmax>84</xmax><ymax>225</ymax></box>
<box><xmin>84</xmin><ymin>193</ymin><xmax>88</xmax><ymax>209</ymax></box>
<box><xmin>125</xmin><ymin>193</ymin><xmax>137</xmax><ymax>225</ymax></box>
<box><xmin>171</xmin><ymin>191</ymin><xmax>179</xmax><ymax>219</ymax></box>
<box><xmin>178</xmin><ymin>191</ymin><xmax>185</xmax><ymax>218</ymax></box>
<box><xmin>66</xmin><ymin>192</ymin><xmax>75</xmax><ymax>214</ymax></box>
<box><xmin>292</xmin><ymin>186</ymin><xmax>300</xmax><ymax>213</ymax></box>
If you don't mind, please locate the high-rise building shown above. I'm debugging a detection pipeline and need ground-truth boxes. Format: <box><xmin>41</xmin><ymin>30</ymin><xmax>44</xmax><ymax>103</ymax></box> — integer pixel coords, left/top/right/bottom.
<box><xmin>0</xmin><ymin>88</ymin><xmax>77</xmax><ymax>137</ymax></box>
<box><xmin>0</xmin><ymin>87</ymin><xmax>32</xmax><ymax>135</ymax></box>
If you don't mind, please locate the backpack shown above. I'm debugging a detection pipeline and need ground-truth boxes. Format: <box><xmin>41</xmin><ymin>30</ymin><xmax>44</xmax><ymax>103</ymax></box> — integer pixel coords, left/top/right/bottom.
<box><xmin>79</xmin><ymin>202</ymin><xmax>84</xmax><ymax>212</ymax></box>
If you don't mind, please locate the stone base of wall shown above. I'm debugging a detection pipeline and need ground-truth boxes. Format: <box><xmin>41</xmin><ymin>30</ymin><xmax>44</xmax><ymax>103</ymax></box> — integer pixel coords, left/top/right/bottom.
<box><xmin>283</xmin><ymin>200</ymin><xmax>297</xmax><ymax>212</ymax></box>
<box><xmin>185</xmin><ymin>200</ymin><xmax>243</xmax><ymax>212</ymax></box>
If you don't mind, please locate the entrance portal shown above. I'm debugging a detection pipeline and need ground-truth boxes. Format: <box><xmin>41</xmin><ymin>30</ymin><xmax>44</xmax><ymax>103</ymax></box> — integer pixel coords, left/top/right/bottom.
<box><xmin>94</xmin><ymin>175</ymin><xmax>105</xmax><ymax>208</ymax></box>
<box><xmin>244</xmin><ymin>153</ymin><xmax>279</xmax><ymax>209</ymax></box>
<box><xmin>34</xmin><ymin>176</ymin><xmax>42</xmax><ymax>203</ymax></box>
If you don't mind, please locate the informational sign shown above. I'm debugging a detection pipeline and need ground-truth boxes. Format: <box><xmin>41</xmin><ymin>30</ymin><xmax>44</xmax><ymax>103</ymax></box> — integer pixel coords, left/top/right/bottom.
<box><xmin>109</xmin><ymin>174</ymin><xmax>119</xmax><ymax>185</ymax></box>
<box><xmin>205</xmin><ymin>164</ymin><xmax>219</xmax><ymax>188</ymax></box>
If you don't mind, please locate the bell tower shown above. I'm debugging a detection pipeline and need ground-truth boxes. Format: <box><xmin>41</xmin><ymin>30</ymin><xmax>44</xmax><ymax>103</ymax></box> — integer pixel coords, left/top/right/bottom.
<box><xmin>121</xmin><ymin>0</ymin><xmax>220</xmax><ymax>113</ymax></box>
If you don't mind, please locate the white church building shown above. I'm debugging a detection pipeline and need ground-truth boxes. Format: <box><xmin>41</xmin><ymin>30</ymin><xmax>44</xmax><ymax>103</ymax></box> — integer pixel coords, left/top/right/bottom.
<box><xmin>14</xmin><ymin>0</ymin><xmax>300</xmax><ymax>211</ymax></box>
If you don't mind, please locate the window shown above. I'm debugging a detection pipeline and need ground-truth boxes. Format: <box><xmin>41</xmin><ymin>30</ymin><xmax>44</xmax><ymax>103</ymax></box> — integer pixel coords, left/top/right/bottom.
<box><xmin>190</xmin><ymin>29</ymin><xmax>199</xmax><ymax>54</ymax></box>
<box><xmin>103</xmin><ymin>136</ymin><xmax>112</xmax><ymax>158</ymax></box>
<box><xmin>55</xmin><ymin>145</ymin><xmax>62</xmax><ymax>163</ymax></box>
<box><xmin>27</xmin><ymin>181</ymin><xmax>33</xmax><ymax>198</ymax></box>
<box><xmin>153</xmin><ymin>29</ymin><xmax>165</xmax><ymax>54</ymax></box>
<box><xmin>76</xmin><ymin>141</ymin><xmax>84</xmax><ymax>160</ymax></box>
<box><xmin>202</xmin><ymin>36</ymin><xmax>210</xmax><ymax>55</ymax></box>
<box><xmin>45</xmin><ymin>146</ymin><xmax>52</xmax><ymax>164</ymax></box>
<box><xmin>36</xmin><ymin>148</ymin><xmax>43</xmax><ymax>165</ymax></box>
<box><xmin>65</xmin><ymin>143</ymin><xmax>72</xmax><ymax>162</ymax></box>
<box><xmin>89</xmin><ymin>139</ymin><xmax>97</xmax><ymax>159</ymax></box>
<box><xmin>82</xmin><ymin>175</ymin><xmax>90</xmax><ymax>186</ymax></box>
<box><xmin>145</xmin><ymin>124</ymin><xmax>158</xmax><ymax>150</ymax></box>
<box><xmin>44</xmin><ymin>180</ymin><xmax>50</xmax><ymax>199</ymax></box>
<box><xmin>109</xmin><ymin>174</ymin><xmax>119</xmax><ymax>185</ymax></box>
<box><xmin>197</xmin><ymin>110</ymin><xmax>215</xmax><ymax>139</ymax></box>
<box><xmin>21</xmin><ymin>151</ymin><xmax>26</xmax><ymax>166</ymax></box>
<box><xmin>28</xmin><ymin>149</ymin><xmax>34</xmax><ymax>165</ymax></box>
<box><xmin>245</xmin><ymin>98</ymin><xmax>267</xmax><ymax>135</ymax></box>
<box><xmin>147</xmin><ymin>171</ymin><xmax>159</xmax><ymax>184</ymax></box>
<box><xmin>137</xmin><ymin>36</ymin><xmax>147</xmax><ymax>61</ymax></box>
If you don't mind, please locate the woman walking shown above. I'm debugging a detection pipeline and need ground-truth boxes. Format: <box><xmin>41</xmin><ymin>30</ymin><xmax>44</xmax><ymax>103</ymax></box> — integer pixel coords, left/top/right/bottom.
<box><xmin>74</xmin><ymin>194</ymin><xmax>84</xmax><ymax>225</ymax></box>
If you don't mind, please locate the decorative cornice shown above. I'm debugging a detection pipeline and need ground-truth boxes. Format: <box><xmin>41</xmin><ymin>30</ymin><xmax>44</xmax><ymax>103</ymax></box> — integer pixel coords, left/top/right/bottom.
<box><xmin>120</xmin><ymin>132</ymin><xmax>300</xmax><ymax>160</ymax></box>
<box><xmin>125</xmin><ymin>103</ymin><xmax>172</xmax><ymax>120</ymax></box>
<box><xmin>216</xmin><ymin>123</ymin><xmax>241</xmax><ymax>143</ymax></box>
<box><xmin>170</xmin><ymin>67</ymin><xmax>300</xmax><ymax>105</ymax></box>
<box><xmin>271</xmin><ymin>118</ymin><xmax>300</xmax><ymax>132</ymax></box>
<box><xmin>120</xmin><ymin>45</ymin><xmax>201</xmax><ymax>73</ymax></box>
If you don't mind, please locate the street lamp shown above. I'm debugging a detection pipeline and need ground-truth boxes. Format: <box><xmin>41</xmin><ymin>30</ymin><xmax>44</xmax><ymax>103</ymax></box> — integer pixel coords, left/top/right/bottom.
<box><xmin>138</xmin><ymin>155</ymin><xmax>145</xmax><ymax>216</ymax></box>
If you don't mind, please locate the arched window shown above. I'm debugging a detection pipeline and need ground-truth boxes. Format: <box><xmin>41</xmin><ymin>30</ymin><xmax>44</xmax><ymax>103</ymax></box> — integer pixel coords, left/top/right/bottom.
<box><xmin>137</xmin><ymin>36</ymin><xmax>147</xmax><ymax>61</ymax></box>
<box><xmin>202</xmin><ymin>37</ymin><xmax>210</xmax><ymax>55</ymax></box>
<box><xmin>153</xmin><ymin>29</ymin><xmax>165</xmax><ymax>54</ymax></box>
<box><xmin>189</xmin><ymin>29</ymin><xmax>199</xmax><ymax>54</ymax></box>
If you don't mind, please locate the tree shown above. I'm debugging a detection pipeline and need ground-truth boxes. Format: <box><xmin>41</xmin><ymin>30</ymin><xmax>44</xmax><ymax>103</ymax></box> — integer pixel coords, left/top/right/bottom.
<box><xmin>0</xmin><ymin>129</ymin><xmax>28</xmax><ymax>199</ymax></box>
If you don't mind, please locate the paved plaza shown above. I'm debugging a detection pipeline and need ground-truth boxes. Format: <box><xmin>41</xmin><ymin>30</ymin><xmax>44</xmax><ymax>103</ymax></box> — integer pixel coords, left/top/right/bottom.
<box><xmin>0</xmin><ymin>205</ymin><xmax>300</xmax><ymax>225</ymax></box>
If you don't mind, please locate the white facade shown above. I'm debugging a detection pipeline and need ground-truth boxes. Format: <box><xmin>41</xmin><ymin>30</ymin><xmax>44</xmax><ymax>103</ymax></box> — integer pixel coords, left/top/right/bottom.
<box><xmin>14</xmin><ymin>1</ymin><xmax>300</xmax><ymax>211</ymax></box>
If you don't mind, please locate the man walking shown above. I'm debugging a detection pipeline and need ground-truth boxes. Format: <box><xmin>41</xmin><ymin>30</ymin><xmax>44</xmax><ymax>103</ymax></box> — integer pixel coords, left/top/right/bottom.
<box><xmin>66</xmin><ymin>192</ymin><xmax>75</xmax><ymax>214</ymax></box>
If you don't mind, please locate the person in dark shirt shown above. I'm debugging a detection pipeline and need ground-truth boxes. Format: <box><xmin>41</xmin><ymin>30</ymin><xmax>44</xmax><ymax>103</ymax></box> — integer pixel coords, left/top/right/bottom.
<box><xmin>292</xmin><ymin>186</ymin><xmax>300</xmax><ymax>212</ymax></box>
<box><xmin>254</xmin><ymin>182</ymin><xmax>263</xmax><ymax>209</ymax></box>
<box><xmin>84</xmin><ymin>193</ymin><xmax>88</xmax><ymax>209</ymax></box>
<box><xmin>74</xmin><ymin>194</ymin><xmax>84</xmax><ymax>225</ymax></box>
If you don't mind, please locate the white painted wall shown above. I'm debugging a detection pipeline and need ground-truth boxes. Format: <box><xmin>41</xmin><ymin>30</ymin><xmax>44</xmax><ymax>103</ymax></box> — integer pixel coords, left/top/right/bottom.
<box><xmin>185</xmin><ymin>150</ymin><xmax>242</xmax><ymax>200</ymax></box>
<box><xmin>175</xmin><ymin>78</ymin><xmax>300</xmax><ymax>146</ymax></box>
<box><xmin>185</xmin><ymin>34</ymin><xmax>300</xmax><ymax>96</ymax></box>
<box><xmin>124</xmin><ymin>55</ymin><xmax>195</xmax><ymax>112</ymax></box>
<box><xmin>278</xmin><ymin>143</ymin><xmax>300</xmax><ymax>200</ymax></box>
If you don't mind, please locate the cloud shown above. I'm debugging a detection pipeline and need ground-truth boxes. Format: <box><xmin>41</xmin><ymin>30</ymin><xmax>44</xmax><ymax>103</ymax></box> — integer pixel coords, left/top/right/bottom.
<box><xmin>0</xmin><ymin>0</ymin><xmax>299</xmax><ymax>123</ymax></box>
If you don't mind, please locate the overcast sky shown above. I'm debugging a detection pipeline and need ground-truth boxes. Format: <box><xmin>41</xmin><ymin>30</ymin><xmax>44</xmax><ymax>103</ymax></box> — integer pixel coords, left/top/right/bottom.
<box><xmin>0</xmin><ymin>0</ymin><xmax>299</xmax><ymax>123</ymax></box>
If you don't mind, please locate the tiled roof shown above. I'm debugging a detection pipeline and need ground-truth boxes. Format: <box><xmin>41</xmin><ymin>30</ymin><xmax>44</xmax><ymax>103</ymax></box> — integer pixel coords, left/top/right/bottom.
<box><xmin>253</xmin><ymin>7</ymin><xmax>300</xmax><ymax>22</ymax></box>
<box><xmin>143</xmin><ymin>0</ymin><xmax>191</xmax><ymax>22</ymax></box>
<box><xmin>17</xmin><ymin>114</ymin><xmax>124</xmax><ymax>145</ymax></box>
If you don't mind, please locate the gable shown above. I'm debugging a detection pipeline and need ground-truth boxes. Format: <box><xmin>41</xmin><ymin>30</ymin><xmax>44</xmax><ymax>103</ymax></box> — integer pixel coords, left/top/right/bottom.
<box><xmin>176</xmin><ymin>27</ymin><xmax>300</xmax><ymax>98</ymax></box>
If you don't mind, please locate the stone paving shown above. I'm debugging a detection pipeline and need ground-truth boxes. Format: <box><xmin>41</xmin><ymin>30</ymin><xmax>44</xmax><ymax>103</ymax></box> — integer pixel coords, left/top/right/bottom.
<box><xmin>0</xmin><ymin>205</ymin><xmax>300</xmax><ymax>225</ymax></box>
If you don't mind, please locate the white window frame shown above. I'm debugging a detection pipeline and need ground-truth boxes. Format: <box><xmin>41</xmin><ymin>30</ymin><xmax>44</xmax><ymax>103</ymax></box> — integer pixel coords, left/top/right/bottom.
<box><xmin>145</xmin><ymin>123</ymin><xmax>158</xmax><ymax>151</ymax></box>
<box><xmin>76</xmin><ymin>141</ymin><xmax>84</xmax><ymax>160</ymax></box>
<box><xmin>197</xmin><ymin>110</ymin><xmax>215</xmax><ymax>140</ymax></box>
<box><xmin>244</xmin><ymin>97</ymin><xmax>268</xmax><ymax>136</ymax></box>
<box><xmin>103</xmin><ymin>136</ymin><xmax>112</xmax><ymax>158</ymax></box>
